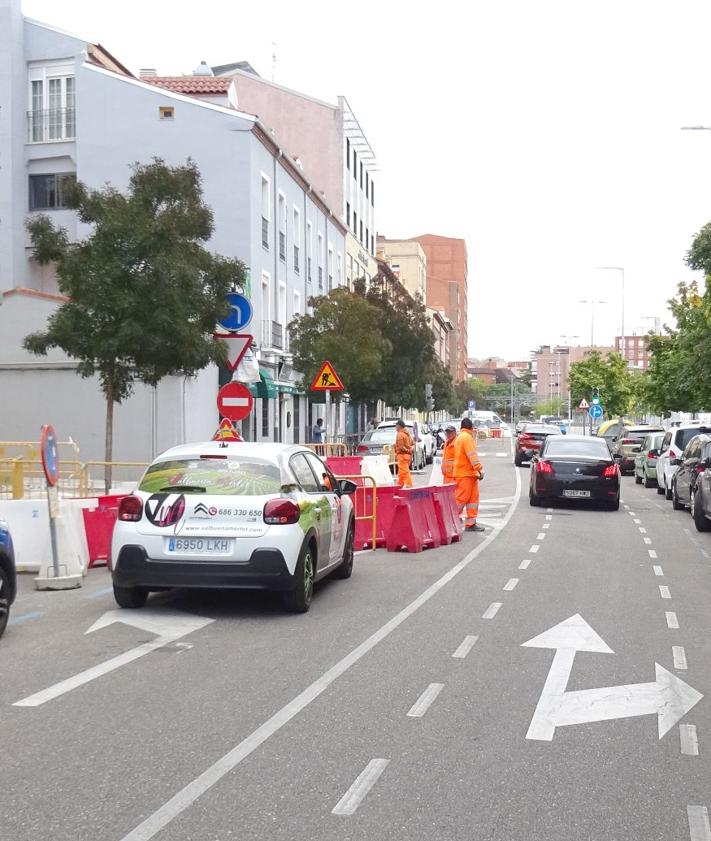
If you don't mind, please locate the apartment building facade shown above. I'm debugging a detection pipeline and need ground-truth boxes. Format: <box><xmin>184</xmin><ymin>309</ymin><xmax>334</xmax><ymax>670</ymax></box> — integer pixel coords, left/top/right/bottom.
<box><xmin>375</xmin><ymin>236</ymin><xmax>427</xmax><ymax>301</ymax></box>
<box><xmin>410</xmin><ymin>234</ymin><xmax>468</xmax><ymax>382</ymax></box>
<box><xmin>615</xmin><ymin>334</ymin><xmax>650</xmax><ymax>370</ymax></box>
<box><xmin>0</xmin><ymin>1</ymin><xmax>345</xmax><ymax>459</ymax></box>
<box><xmin>211</xmin><ymin>64</ymin><xmax>378</xmax><ymax>289</ymax></box>
<box><xmin>531</xmin><ymin>344</ymin><xmax>615</xmax><ymax>404</ymax></box>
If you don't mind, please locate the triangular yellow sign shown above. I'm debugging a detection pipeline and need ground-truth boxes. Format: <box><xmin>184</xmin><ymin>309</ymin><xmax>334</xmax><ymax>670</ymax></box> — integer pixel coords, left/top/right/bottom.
<box><xmin>212</xmin><ymin>418</ymin><xmax>243</xmax><ymax>441</ymax></box>
<box><xmin>310</xmin><ymin>360</ymin><xmax>344</xmax><ymax>391</ymax></box>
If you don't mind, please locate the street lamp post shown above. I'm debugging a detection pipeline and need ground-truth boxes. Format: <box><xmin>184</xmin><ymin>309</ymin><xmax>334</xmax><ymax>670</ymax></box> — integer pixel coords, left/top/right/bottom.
<box><xmin>578</xmin><ymin>300</ymin><xmax>607</xmax><ymax>347</ymax></box>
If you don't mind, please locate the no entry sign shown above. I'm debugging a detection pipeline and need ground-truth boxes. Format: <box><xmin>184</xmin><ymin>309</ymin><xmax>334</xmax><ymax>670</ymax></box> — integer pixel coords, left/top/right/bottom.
<box><xmin>217</xmin><ymin>381</ymin><xmax>254</xmax><ymax>422</ymax></box>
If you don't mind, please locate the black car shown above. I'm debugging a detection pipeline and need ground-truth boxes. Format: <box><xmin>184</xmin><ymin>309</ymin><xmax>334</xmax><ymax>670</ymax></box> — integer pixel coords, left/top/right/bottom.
<box><xmin>671</xmin><ymin>434</ymin><xmax>711</xmax><ymax>529</ymax></box>
<box><xmin>529</xmin><ymin>435</ymin><xmax>620</xmax><ymax>510</ymax></box>
<box><xmin>0</xmin><ymin>519</ymin><xmax>17</xmax><ymax>638</ymax></box>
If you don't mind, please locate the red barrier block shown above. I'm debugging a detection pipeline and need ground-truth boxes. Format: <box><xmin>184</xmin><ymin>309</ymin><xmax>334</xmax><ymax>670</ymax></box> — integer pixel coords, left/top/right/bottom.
<box><xmin>490</xmin><ymin>427</ymin><xmax>502</xmax><ymax>439</ymax></box>
<box><xmin>386</xmin><ymin>487</ymin><xmax>442</xmax><ymax>553</ymax></box>
<box><xmin>431</xmin><ymin>484</ymin><xmax>463</xmax><ymax>544</ymax></box>
<box><xmin>82</xmin><ymin>495</ymin><xmax>126</xmax><ymax>567</ymax></box>
<box><xmin>352</xmin><ymin>485</ymin><xmax>399</xmax><ymax>549</ymax></box>
<box><xmin>325</xmin><ymin>456</ymin><xmax>364</xmax><ymax>482</ymax></box>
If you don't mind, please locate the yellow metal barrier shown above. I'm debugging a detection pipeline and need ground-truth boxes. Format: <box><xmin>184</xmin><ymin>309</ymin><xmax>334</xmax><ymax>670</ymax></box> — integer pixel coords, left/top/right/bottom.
<box><xmin>331</xmin><ymin>473</ymin><xmax>377</xmax><ymax>551</ymax></box>
<box><xmin>306</xmin><ymin>443</ymin><xmax>348</xmax><ymax>458</ymax></box>
<box><xmin>0</xmin><ymin>458</ymin><xmax>84</xmax><ymax>499</ymax></box>
<box><xmin>0</xmin><ymin>439</ymin><xmax>80</xmax><ymax>461</ymax></box>
<box><xmin>78</xmin><ymin>461</ymin><xmax>149</xmax><ymax>496</ymax></box>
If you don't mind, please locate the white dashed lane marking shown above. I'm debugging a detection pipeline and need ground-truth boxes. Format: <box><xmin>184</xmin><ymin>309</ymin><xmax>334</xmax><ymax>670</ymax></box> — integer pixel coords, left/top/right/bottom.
<box><xmin>332</xmin><ymin>759</ymin><xmax>390</xmax><ymax>816</ymax></box>
<box><xmin>666</xmin><ymin>611</ymin><xmax>680</xmax><ymax>629</ymax></box>
<box><xmin>680</xmin><ymin>724</ymin><xmax>699</xmax><ymax>756</ymax></box>
<box><xmin>649</xmin><ymin>549</ymin><xmax>658</xmax><ymax>559</ymax></box>
<box><xmin>503</xmin><ymin>578</ymin><xmax>519</xmax><ymax>591</ymax></box>
<box><xmin>673</xmin><ymin>646</ymin><xmax>688</xmax><ymax>670</ymax></box>
<box><xmin>518</xmin><ymin>559</ymin><xmax>532</xmax><ymax>570</ymax></box>
<box><xmin>407</xmin><ymin>683</ymin><xmax>444</xmax><ymax>718</ymax></box>
<box><xmin>536</xmin><ymin>533</ymin><xmax>546</xmax><ymax>540</ymax></box>
<box><xmin>452</xmin><ymin>635</ymin><xmax>479</xmax><ymax>659</ymax></box>
<box><xmin>529</xmin><ymin>545</ymin><xmax>540</xmax><ymax>553</ymax></box>
<box><xmin>687</xmin><ymin>805</ymin><xmax>711</xmax><ymax>841</ymax></box>
<box><xmin>644</xmin><ymin>537</ymin><xmax>653</xmax><ymax>545</ymax></box>
<box><xmin>482</xmin><ymin>602</ymin><xmax>502</xmax><ymax>619</ymax></box>
<box><xmin>659</xmin><ymin>585</ymin><xmax>671</xmax><ymax>599</ymax></box>
<box><xmin>653</xmin><ymin>566</ymin><xmax>664</xmax><ymax>576</ymax></box>
<box><xmin>639</xmin><ymin>527</ymin><xmax>647</xmax><ymax>533</ymax></box>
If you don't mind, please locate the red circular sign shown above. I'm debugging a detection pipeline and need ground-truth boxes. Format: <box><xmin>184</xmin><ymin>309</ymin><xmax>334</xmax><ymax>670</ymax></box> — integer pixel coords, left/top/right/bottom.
<box><xmin>40</xmin><ymin>424</ymin><xmax>60</xmax><ymax>486</ymax></box>
<box><xmin>217</xmin><ymin>382</ymin><xmax>254</xmax><ymax>422</ymax></box>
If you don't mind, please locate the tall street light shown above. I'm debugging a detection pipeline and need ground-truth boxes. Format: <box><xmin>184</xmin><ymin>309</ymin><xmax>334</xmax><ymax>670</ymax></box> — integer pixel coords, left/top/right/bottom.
<box><xmin>578</xmin><ymin>300</ymin><xmax>607</xmax><ymax>347</ymax></box>
<box><xmin>596</xmin><ymin>266</ymin><xmax>625</xmax><ymax>348</ymax></box>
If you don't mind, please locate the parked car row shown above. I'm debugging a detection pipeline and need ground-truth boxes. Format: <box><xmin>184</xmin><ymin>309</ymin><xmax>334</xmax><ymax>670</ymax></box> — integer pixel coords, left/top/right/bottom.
<box><xmin>626</xmin><ymin>423</ymin><xmax>711</xmax><ymax>532</ymax></box>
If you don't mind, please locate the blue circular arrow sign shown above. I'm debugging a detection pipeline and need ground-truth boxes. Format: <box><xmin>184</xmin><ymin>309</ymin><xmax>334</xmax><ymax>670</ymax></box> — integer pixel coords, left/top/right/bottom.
<box><xmin>218</xmin><ymin>293</ymin><xmax>252</xmax><ymax>332</ymax></box>
<box><xmin>588</xmin><ymin>404</ymin><xmax>603</xmax><ymax>419</ymax></box>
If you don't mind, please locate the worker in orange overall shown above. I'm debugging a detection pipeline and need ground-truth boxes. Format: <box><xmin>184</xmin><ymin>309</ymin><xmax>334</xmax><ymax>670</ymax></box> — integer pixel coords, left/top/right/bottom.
<box><xmin>441</xmin><ymin>424</ymin><xmax>457</xmax><ymax>484</ymax></box>
<box><xmin>395</xmin><ymin>419</ymin><xmax>414</xmax><ymax>489</ymax></box>
<box><xmin>453</xmin><ymin>417</ymin><xmax>485</xmax><ymax>531</ymax></box>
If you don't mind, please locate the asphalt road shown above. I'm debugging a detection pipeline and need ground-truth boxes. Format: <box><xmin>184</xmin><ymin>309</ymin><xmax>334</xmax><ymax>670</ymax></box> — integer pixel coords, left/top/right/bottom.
<box><xmin>2</xmin><ymin>436</ymin><xmax>710</xmax><ymax>841</ymax></box>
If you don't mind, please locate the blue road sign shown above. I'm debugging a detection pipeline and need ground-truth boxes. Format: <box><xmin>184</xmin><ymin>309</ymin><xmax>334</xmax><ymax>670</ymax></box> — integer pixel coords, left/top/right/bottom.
<box><xmin>588</xmin><ymin>404</ymin><xmax>603</xmax><ymax>419</ymax></box>
<box><xmin>40</xmin><ymin>424</ymin><xmax>59</xmax><ymax>486</ymax></box>
<box><xmin>218</xmin><ymin>292</ymin><xmax>252</xmax><ymax>332</ymax></box>
<box><xmin>468</xmin><ymin>400</ymin><xmax>476</xmax><ymax>410</ymax></box>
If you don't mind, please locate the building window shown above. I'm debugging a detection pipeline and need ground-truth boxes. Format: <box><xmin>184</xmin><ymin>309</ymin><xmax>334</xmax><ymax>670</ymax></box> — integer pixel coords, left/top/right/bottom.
<box><xmin>306</xmin><ymin>221</ymin><xmax>313</xmax><ymax>282</ymax></box>
<box><xmin>371</xmin><ymin>233</ymin><xmax>375</xmax><ymax>254</ymax></box>
<box><xmin>261</xmin><ymin>271</ymin><xmax>271</xmax><ymax>322</ymax></box>
<box><xmin>365</xmin><ymin>172</ymin><xmax>369</xmax><ymax>199</ymax></box>
<box><xmin>293</xmin><ymin>207</ymin><xmax>301</xmax><ymax>274</ymax></box>
<box><xmin>346</xmin><ymin>202</ymin><xmax>350</xmax><ymax>227</ymax></box>
<box><xmin>159</xmin><ymin>106</ymin><xmax>174</xmax><ymax>120</ymax></box>
<box><xmin>360</xmin><ymin>161</ymin><xmax>363</xmax><ymax>189</ymax></box>
<box><xmin>317</xmin><ymin>233</ymin><xmax>324</xmax><ymax>292</ymax></box>
<box><xmin>365</xmin><ymin>228</ymin><xmax>369</xmax><ymax>253</ymax></box>
<box><xmin>359</xmin><ymin>220</ymin><xmax>363</xmax><ymax>244</ymax></box>
<box><xmin>278</xmin><ymin>193</ymin><xmax>286</xmax><ymax>262</ymax></box>
<box><xmin>353</xmin><ymin>149</ymin><xmax>357</xmax><ymax>179</ymax></box>
<box><xmin>337</xmin><ymin>252</ymin><xmax>343</xmax><ymax>288</ymax></box>
<box><xmin>371</xmin><ymin>179</ymin><xmax>375</xmax><ymax>207</ymax></box>
<box><xmin>346</xmin><ymin>138</ymin><xmax>350</xmax><ymax>170</ymax></box>
<box><xmin>353</xmin><ymin>211</ymin><xmax>357</xmax><ymax>236</ymax></box>
<box><xmin>28</xmin><ymin>74</ymin><xmax>76</xmax><ymax>142</ymax></box>
<box><xmin>261</xmin><ymin>174</ymin><xmax>270</xmax><ymax>250</ymax></box>
<box><xmin>261</xmin><ymin>398</ymin><xmax>269</xmax><ymax>437</ymax></box>
<box><xmin>327</xmin><ymin>245</ymin><xmax>334</xmax><ymax>292</ymax></box>
<box><xmin>29</xmin><ymin>173</ymin><xmax>74</xmax><ymax>210</ymax></box>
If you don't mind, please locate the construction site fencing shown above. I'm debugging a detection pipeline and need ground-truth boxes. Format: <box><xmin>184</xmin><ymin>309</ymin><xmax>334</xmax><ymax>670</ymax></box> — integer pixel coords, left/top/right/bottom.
<box><xmin>0</xmin><ymin>458</ymin><xmax>148</xmax><ymax>499</ymax></box>
<box><xmin>331</xmin><ymin>473</ymin><xmax>377</xmax><ymax>551</ymax></box>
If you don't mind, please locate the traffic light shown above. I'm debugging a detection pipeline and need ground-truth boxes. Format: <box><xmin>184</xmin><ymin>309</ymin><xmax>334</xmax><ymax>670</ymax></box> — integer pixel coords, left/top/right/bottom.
<box><xmin>592</xmin><ymin>386</ymin><xmax>601</xmax><ymax>405</ymax></box>
<box><xmin>426</xmin><ymin>396</ymin><xmax>435</xmax><ymax>411</ymax></box>
<box><xmin>425</xmin><ymin>383</ymin><xmax>433</xmax><ymax>399</ymax></box>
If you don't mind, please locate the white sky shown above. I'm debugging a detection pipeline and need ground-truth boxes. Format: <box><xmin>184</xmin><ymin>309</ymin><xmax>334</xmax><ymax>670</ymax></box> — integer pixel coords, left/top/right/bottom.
<box><xmin>22</xmin><ymin>0</ymin><xmax>711</xmax><ymax>360</ymax></box>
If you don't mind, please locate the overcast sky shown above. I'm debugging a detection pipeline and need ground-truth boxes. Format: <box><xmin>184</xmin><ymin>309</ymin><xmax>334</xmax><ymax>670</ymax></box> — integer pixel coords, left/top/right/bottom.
<box><xmin>22</xmin><ymin>0</ymin><xmax>711</xmax><ymax>360</ymax></box>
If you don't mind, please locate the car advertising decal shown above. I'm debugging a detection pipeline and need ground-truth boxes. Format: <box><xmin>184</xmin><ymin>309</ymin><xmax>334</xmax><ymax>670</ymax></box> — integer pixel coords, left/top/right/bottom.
<box><xmin>144</xmin><ymin>494</ymin><xmax>186</xmax><ymax>528</ymax></box>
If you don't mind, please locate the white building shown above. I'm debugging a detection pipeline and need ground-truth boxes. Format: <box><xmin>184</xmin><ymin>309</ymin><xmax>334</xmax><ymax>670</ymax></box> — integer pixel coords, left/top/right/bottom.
<box><xmin>0</xmin><ymin>0</ymin><xmax>346</xmax><ymax>459</ymax></box>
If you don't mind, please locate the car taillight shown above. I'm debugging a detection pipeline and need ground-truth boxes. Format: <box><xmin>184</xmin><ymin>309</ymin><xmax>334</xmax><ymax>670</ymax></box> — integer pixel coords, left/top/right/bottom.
<box><xmin>695</xmin><ymin>464</ymin><xmax>706</xmax><ymax>475</ymax></box>
<box><xmin>622</xmin><ymin>438</ymin><xmax>635</xmax><ymax>445</ymax></box>
<box><xmin>356</xmin><ymin>444</ymin><xmax>369</xmax><ymax>453</ymax></box>
<box><xmin>648</xmin><ymin>452</ymin><xmax>658</xmax><ymax>459</ymax></box>
<box><xmin>536</xmin><ymin>461</ymin><xmax>554</xmax><ymax>474</ymax></box>
<box><xmin>603</xmin><ymin>464</ymin><xmax>618</xmax><ymax>478</ymax></box>
<box><xmin>669</xmin><ymin>450</ymin><xmax>677</xmax><ymax>460</ymax></box>
<box><xmin>118</xmin><ymin>495</ymin><xmax>143</xmax><ymax>522</ymax></box>
<box><xmin>263</xmin><ymin>499</ymin><xmax>301</xmax><ymax>525</ymax></box>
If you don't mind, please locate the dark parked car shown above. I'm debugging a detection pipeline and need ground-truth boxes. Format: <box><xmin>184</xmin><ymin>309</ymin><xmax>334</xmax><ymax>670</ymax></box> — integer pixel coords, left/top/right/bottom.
<box><xmin>529</xmin><ymin>435</ymin><xmax>620</xmax><ymax>510</ymax></box>
<box><xmin>670</xmin><ymin>435</ymin><xmax>711</xmax><ymax>531</ymax></box>
<box><xmin>514</xmin><ymin>424</ymin><xmax>561</xmax><ymax>466</ymax></box>
<box><xmin>0</xmin><ymin>520</ymin><xmax>17</xmax><ymax>638</ymax></box>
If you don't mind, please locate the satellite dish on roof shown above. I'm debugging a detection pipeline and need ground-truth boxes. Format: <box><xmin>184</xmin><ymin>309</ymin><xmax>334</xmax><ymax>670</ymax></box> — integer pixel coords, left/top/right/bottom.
<box><xmin>193</xmin><ymin>61</ymin><xmax>214</xmax><ymax>77</ymax></box>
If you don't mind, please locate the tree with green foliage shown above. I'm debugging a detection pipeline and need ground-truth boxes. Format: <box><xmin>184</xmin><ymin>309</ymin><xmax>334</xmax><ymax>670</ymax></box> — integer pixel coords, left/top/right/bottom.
<box><xmin>288</xmin><ymin>287</ymin><xmax>390</xmax><ymax>404</ymax></box>
<box><xmin>24</xmin><ymin>159</ymin><xmax>246</xmax><ymax>489</ymax></box>
<box><xmin>448</xmin><ymin>377</ymin><xmax>489</xmax><ymax>416</ymax></box>
<box><xmin>568</xmin><ymin>351</ymin><xmax>633</xmax><ymax>418</ymax></box>
<box><xmin>535</xmin><ymin>397</ymin><xmax>567</xmax><ymax>417</ymax></box>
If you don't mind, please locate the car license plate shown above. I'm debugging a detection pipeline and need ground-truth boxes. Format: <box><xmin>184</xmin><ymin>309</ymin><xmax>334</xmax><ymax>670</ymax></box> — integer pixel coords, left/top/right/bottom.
<box><xmin>166</xmin><ymin>538</ymin><xmax>233</xmax><ymax>554</ymax></box>
<box><xmin>562</xmin><ymin>489</ymin><xmax>591</xmax><ymax>498</ymax></box>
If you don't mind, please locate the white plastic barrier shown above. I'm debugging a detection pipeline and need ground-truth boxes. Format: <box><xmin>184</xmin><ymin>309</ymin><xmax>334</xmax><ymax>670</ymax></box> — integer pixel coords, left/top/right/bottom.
<box><xmin>0</xmin><ymin>498</ymin><xmax>89</xmax><ymax>585</ymax></box>
<box><xmin>360</xmin><ymin>455</ymin><xmax>394</xmax><ymax>486</ymax></box>
<box><xmin>429</xmin><ymin>456</ymin><xmax>444</xmax><ymax>486</ymax></box>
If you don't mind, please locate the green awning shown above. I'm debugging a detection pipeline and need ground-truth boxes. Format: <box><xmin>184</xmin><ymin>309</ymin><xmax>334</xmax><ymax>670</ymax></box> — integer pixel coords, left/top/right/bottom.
<box><xmin>276</xmin><ymin>382</ymin><xmax>299</xmax><ymax>394</ymax></box>
<box><xmin>248</xmin><ymin>367</ymin><xmax>278</xmax><ymax>400</ymax></box>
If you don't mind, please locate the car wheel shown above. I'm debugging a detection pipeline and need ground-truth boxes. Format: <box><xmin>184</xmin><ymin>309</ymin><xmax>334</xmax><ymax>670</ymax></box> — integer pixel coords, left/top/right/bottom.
<box><xmin>692</xmin><ymin>490</ymin><xmax>711</xmax><ymax>532</ymax></box>
<box><xmin>426</xmin><ymin>448</ymin><xmax>434</xmax><ymax>466</ymax></box>
<box><xmin>113</xmin><ymin>583</ymin><xmax>148</xmax><ymax>609</ymax></box>
<box><xmin>643</xmin><ymin>471</ymin><xmax>655</xmax><ymax>489</ymax></box>
<box><xmin>672</xmin><ymin>482</ymin><xmax>685</xmax><ymax>511</ymax></box>
<box><xmin>529</xmin><ymin>490</ymin><xmax>541</xmax><ymax>507</ymax></box>
<box><xmin>656</xmin><ymin>483</ymin><xmax>665</xmax><ymax>495</ymax></box>
<box><xmin>282</xmin><ymin>541</ymin><xmax>315</xmax><ymax>613</ymax></box>
<box><xmin>635</xmin><ymin>472</ymin><xmax>642</xmax><ymax>484</ymax></box>
<box><xmin>665</xmin><ymin>481</ymin><xmax>673</xmax><ymax>501</ymax></box>
<box><xmin>606</xmin><ymin>497</ymin><xmax>620</xmax><ymax>511</ymax></box>
<box><xmin>514</xmin><ymin>453</ymin><xmax>523</xmax><ymax>467</ymax></box>
<box><xmin>0</xmin><ymin>566</ymin><xmax>11</xmax><ymax>638</ymax></box>
<box><xmin>333</xmin><ymin>521</ymin><xmax>355</xmax><ymax>579</ymax></box>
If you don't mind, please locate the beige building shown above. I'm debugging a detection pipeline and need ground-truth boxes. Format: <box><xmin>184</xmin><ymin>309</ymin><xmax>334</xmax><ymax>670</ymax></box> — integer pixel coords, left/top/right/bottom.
<box><xmin>427</xmin><ymin>308</ymin><xmax>453</xmax><ymax>368</ymax></box>
<box><xmin>532</xmin><ymin>344</ymin><xmax>615</xmax><ymax>404</ymax></box>
<box><xmin>376</xmin><ymin>236</ymin><xmax>427</xmax><ymax>301</ymax></box>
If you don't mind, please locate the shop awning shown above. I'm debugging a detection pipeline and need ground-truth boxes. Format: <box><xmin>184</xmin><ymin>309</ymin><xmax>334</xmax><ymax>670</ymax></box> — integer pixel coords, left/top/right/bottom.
<box><xmin>247</xmin><ymin>367</ymin><xmax>278</xmax><ymax>400</ymax></box>
<box><xmin>275</xmin><ymin>381</ymin><xmax>299</xmax><ymax>395</ymax></box>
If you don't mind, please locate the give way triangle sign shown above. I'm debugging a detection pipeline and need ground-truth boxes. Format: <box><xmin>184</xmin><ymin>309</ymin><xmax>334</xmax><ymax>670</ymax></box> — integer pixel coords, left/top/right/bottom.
<box><xmin>213</xmin><ymin>333</ymin><xmax>252</xmax><ymax>372</ymax></box>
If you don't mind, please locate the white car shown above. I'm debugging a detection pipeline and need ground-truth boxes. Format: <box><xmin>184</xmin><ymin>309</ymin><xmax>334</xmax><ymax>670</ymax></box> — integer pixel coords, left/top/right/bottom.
<box><xmin>111</xmin><ymin>441</ymin><xmax>356</xmax><ymax>613</ymax></box>
<box><xmin>656</xmin><ymin>424</ymin><xmax>711</xmax><ymax>500</ymax></box>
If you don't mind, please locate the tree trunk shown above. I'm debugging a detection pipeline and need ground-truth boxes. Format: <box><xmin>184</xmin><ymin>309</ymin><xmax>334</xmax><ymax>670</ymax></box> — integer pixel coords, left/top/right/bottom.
<box><xmin>104</xmin><ymin>390</ymin><xmax>114</xmax><ymax>494</ymax></box>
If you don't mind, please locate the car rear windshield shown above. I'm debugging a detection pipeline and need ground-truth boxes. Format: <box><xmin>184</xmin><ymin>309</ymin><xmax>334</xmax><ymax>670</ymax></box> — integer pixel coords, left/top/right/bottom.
<box><xmin>366</xmin><ymin>429</ymin><xmax>397</xmax><ymax>443</ymax></box>
<box><xmin>544</xmin><ymin>439</ymin><xmax>610</xmax><ymax>458</ymax></box>
<box><xmin>676</xmin><ymin>427</ymin><xmax>711</xmax><ymax>448</ymax></box>
<box><xmin>138</xmin><ymin>458</ymin><xmax>282</xmax><ymax>496</ymax></box>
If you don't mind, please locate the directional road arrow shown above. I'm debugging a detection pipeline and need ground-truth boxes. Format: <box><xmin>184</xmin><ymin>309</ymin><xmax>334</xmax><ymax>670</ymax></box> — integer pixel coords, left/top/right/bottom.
<box><xmin>522</xmin><ymin>614</ymin><xmax>703</xmax><ymax>741</ymax></box>
<box><xmin>14</xmin><ymin>608</ymin><xmax>213</xmax><ymax>708</ymax></box>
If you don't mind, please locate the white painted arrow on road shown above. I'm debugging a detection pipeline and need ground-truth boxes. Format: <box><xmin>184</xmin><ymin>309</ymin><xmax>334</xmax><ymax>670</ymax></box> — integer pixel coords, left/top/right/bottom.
<box><xmin>523</xmin><ymin>614</ymin><xmax>703</xmax><ymax>741</ymax></box>
<box><xmin>14</xmin><ymin>608</ymin><xmax>213</xmax><ymax>708</ymax></box>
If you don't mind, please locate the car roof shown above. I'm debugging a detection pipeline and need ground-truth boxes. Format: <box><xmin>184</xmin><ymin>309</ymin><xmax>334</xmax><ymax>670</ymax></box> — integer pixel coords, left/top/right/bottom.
<box><xmin>673</xmin><ymin>423</ymin><xmax>711</xmax><ymax>432</ymax></box>
<box><xmin>151</xmin><ymin>440</ymin><xmax>315</xmax><ymax>465</ymax></box>
<box><xmin>627</xmin><ymin>425</ymin><xmax>664</xmax><ymax>432</ymax></box>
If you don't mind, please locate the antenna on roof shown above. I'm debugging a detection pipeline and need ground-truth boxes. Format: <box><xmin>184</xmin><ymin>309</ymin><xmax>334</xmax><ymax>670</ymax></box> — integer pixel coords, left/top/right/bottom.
<box><xmin>271</xmin><ymin>42</ymin><xmax>277</xmax><ymax>82</ymax></box>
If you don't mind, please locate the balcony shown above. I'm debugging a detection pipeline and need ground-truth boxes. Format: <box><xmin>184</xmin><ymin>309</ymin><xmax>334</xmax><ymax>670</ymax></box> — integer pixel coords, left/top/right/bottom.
<box><xmin>279</xmin><ymin>231</ymin><xmax>286</xmax><ymax>262</ymax></box>
<box><xmin>294</xmin><ymin>245</ymin><xmax>300</xmax><ymax>274</ymax></box>
<box><xmin>261</xmin><ymin>217</ymin><xmax>269</xmax><ymax>249</ymax></box>
<box><xmin>27</xmin><ymin>109</ymin><xmax>76</xmax><ymax>142</ymax></box>
<box><xmin>262</xmin><ymin>319</ymin><xmax>284</xmax><ymax>350</ymax></box>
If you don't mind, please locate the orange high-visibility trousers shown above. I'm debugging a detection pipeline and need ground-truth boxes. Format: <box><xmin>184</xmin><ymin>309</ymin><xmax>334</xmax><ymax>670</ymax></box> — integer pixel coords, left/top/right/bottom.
<box><xmin>455</xmin><ymin>476</ymin><xmax>479</xmax><ymax>525</ymax></box>
<box><xmin>397</xmin><ymin>454</ymin><xmax>413</xmax><ymax>488</ymax></box>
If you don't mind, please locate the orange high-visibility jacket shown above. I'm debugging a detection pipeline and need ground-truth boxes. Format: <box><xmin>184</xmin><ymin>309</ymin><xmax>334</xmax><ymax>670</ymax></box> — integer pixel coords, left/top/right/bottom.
<box><xmin>395</xmin><ymin>428</ymin><xmax>413</xmax><ymax>455</ymax></box>
<box><xmin>453</xmin><ymin>428</ymin><xmax>482</xmax><ymax>479</ymax></box>
<box><xmin>441</xmin><ymin>438</ymin><xmax>456</xmax><ymax>479</ymax></box>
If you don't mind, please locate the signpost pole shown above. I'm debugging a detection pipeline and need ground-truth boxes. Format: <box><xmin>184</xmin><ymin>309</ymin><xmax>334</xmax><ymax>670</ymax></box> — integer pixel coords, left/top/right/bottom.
<box><xmin>325</xmin><ymin>390</ymin><xmax>331</xmax><ymax>444</ymax></box>
<box><xmin>47</xmin><ymin>486</ymin><xmax>60</xmax><ymax>578</ymax></box>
